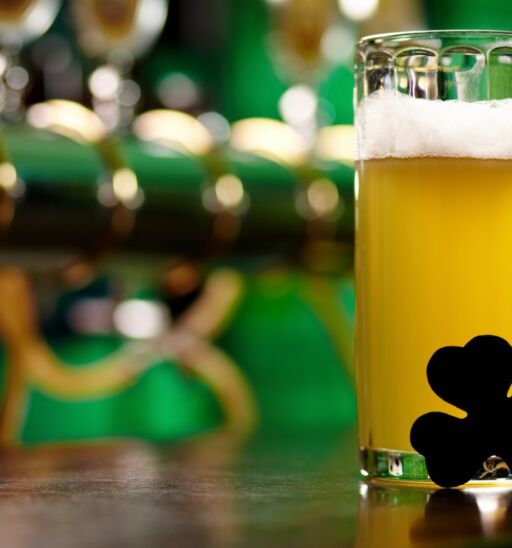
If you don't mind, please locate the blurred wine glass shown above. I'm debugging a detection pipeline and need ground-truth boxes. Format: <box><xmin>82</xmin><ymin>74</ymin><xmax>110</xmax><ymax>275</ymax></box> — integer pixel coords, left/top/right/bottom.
<box><xmin>267</xmin><ymin>0</ymin><xmax>336</xmax><ymax>84</ymax></box>
<box><xmin>72</xmin><ymin>0</ymin><xmax>169</xmax><ymax>131</ymax></box>
<box><xmin>0</xmin><ymin>0</ymin><xmax>61</xmax><ymax>120</ymax></box>
<box><xmin>264</xmin><ymin>0</ymin><xmax>355</xmax><ymax>145</ymax></box>
<box><xmin>265</xmin><ymin>0</ymin><xmax>423</xmax><ymax>159</ymax></box>
<box><xmin>0</xmin><ymin>0</ymin><xmax>61</xmax><ymax>48</ymax></box>
<box><xmin>73</xmin><ymin>0</ymin><xmax>168</xmax><ymax>63</ymax></box>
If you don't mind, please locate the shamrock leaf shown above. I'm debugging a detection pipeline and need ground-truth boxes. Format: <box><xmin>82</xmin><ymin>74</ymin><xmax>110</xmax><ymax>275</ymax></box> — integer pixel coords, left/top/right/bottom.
<box><xmin>410</xmin><ymin>335</ymin><xmax>512</xmax><ymax>488</ymax></box>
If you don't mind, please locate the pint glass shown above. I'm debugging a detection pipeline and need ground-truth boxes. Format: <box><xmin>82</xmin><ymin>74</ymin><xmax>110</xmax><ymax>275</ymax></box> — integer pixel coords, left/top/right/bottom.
<box><xmin>355</xmin><ymin>31</ymin><xmax>512</xmax><ymax>483</ymax></box>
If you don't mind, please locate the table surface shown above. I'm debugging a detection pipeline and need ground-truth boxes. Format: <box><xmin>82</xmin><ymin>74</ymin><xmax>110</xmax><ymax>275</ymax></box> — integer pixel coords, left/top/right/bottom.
<box><xmin>1</xmin><ymin>428</ymin><xmax>512</xmax><ymax>548</ymax></box>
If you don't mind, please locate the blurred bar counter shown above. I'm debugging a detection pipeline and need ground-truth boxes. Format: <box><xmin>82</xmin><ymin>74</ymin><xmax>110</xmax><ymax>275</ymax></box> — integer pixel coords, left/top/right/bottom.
<box><xmin>0</xmin><ymin>126</ymin><xmax>356</xmax><ymax>447</ymax></box>
<box><xmin>0</xmin><ymin>126</ymin><xmax>354</xmax><ymax>269</ymax></box>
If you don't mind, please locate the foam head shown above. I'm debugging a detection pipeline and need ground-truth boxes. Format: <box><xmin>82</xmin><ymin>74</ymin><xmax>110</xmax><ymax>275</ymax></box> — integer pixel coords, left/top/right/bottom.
<box><xmin>356</xmin><ymin>90</ymin><xmax>512</xmax><ymax>160</ymax></box>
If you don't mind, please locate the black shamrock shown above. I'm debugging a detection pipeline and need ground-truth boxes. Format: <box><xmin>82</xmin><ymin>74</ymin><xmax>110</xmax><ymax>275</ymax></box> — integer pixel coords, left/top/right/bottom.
<box><xmin>410</xmin><ymin>335</ymin><xmax>512</xmax><ymax>488</ymax></box>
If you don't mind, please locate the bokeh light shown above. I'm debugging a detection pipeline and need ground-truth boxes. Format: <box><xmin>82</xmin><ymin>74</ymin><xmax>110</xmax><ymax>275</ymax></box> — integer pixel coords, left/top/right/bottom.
<box><xmin>113</xmin><ymin>299</ymin><xmax>169</xmax><ymax>340</ymax></box>
<box><xmin>338</xmin><ymin>0</ymin><xmax>379</xmax><ymax>21</ymax></box>
<box><xmin>230</xmin><ymin>118</ymin><xmax>309</xmax><ymax>166</ymax></box>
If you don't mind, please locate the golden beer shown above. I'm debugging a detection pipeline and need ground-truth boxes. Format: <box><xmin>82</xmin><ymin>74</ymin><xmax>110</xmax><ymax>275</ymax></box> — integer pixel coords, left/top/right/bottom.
<box><xmin>355</xmin><ymin>30</ymin><xmax>512</xmax><ymax>482</ymax></box>
<box><xmin>357</xmin><ymin>157</ymin><xmax>512</xmax><ymax>452</ymax></box>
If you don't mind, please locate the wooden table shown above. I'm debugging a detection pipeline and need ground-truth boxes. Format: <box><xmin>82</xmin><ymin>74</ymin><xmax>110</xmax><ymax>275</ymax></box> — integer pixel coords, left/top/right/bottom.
<box><xmin>0</xmin><ymin>429</ymin><xmax>510</xmax><ymax>547</ymax></box>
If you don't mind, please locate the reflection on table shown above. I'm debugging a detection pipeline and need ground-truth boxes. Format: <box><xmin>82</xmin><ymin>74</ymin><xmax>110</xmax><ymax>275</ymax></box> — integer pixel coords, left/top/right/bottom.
<box><xmin>358</xmin><ymin>482</ymin><xmax>512</xmax><ymax>547</ymax></box>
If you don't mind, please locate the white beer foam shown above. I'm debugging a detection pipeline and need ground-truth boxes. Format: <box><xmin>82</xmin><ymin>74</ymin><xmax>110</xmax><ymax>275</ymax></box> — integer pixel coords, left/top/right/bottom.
<box><xmin>356</xmin><ymin>90</ymin><xmax>512</xmax><ymax>160</ymax></box>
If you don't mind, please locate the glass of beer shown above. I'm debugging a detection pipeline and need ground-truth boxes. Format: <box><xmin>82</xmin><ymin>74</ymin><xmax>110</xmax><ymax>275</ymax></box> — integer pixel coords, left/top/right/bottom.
<box><xmin>355</xmin><ymin>31</ymin><xmax>512</xmax><ymax>484</ymax></box>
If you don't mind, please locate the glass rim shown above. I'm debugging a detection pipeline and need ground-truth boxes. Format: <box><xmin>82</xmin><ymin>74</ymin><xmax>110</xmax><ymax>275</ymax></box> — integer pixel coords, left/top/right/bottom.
<box><xmin>358</xmin><ymin>29</ymin><xmax>512</xmax><ymax>46</ymax></box>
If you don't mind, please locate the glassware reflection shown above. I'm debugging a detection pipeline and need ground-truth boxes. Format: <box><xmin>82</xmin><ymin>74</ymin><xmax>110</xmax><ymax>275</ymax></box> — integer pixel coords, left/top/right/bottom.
<box><xmin>358</xmin><ymin>484</ymin><xmax>512</xmax><ymax>547</ymax></box>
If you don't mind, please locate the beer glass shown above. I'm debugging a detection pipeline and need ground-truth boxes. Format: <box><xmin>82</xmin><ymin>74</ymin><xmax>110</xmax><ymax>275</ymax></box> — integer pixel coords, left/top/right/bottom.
<box><xmin>355</xmin><ymin>31</ymin><xmax>512</xmax><ymax>484</ymax></box>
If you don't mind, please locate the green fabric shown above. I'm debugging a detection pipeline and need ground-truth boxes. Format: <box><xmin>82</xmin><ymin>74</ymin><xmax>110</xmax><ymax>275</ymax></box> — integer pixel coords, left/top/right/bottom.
<box><xmin>8</xmin><ymin>129</ymin><xmax>101</xmax><ymax>183</ymax></box>
<box><xmin>3</xmin><ymin>270</ymin><xmax>357</xmax><ymax>444</ymax></box>
<box><xmin>319</xmin><ymin>64</ymin><xmax>355</xmax><ymax>125</ymax></box>
<box><xmin>20</xmin><ymin>335</ymin><xmax>222</xmax><ymax>445</ymax></box>
<box><xmin>23</xmin><ymin>270</ymin><xmax>357</xmax><ymax>443</ymax></box>
<box><xmin>223</xmin><ymin>0</ymin><xmax>286</xmax><ymax>121</ymax></box>
<box><xmin>222</xmin><ymin>0</ymin><xmax>354</xmax><ymax>124</ymax></box>
<box><xmin>424</xmin><ymin>0</ymin><xmax>512</xmax><ymax>29</ymax></box>
<box><xmin>218</xmin><ymin>271</ymin><xmax>356</xmax><ymax>431</ymax></box>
